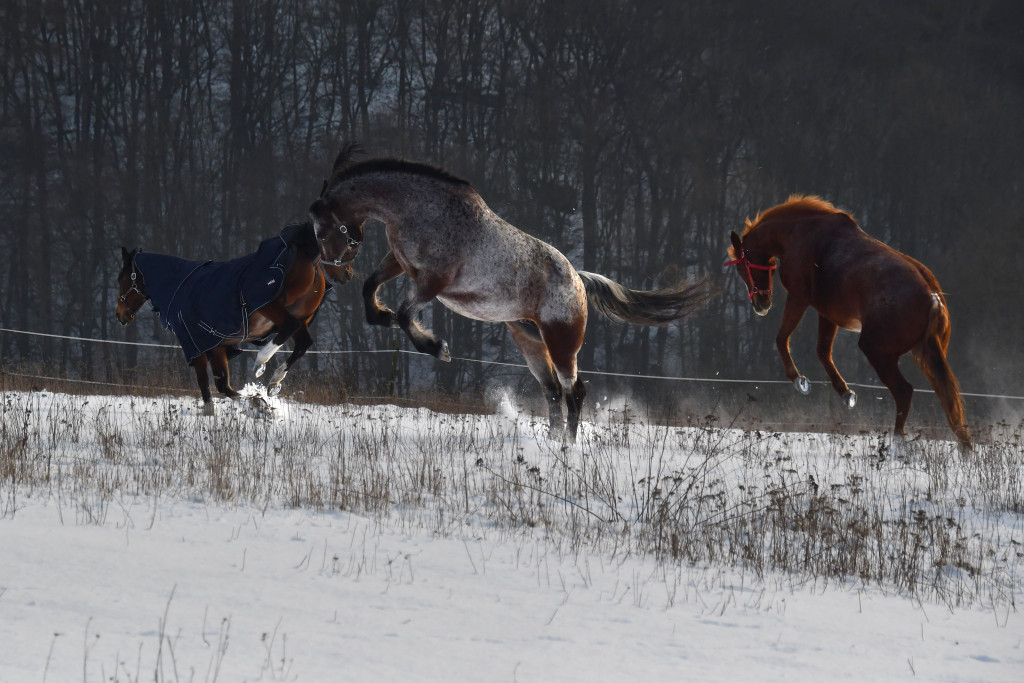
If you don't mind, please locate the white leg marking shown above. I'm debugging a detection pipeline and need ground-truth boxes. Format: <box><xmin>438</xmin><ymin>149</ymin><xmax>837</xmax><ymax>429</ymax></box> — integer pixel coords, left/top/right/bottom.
<box><xmin>269</xmin><ymin>363</ymin><xmax>288</xmax><ymax>386</ymax></box>
<box><xmin>255</xmin><ymin>341</ymin><xmax>283</xmax><ymax>367</ymax></box>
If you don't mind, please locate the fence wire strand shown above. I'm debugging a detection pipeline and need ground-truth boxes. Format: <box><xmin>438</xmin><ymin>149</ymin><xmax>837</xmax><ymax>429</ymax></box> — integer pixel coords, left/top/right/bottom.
<box><xmin>1</xmin><ymin>325</ymin><xmax>1022</xmax><ymax>401</ymax></box>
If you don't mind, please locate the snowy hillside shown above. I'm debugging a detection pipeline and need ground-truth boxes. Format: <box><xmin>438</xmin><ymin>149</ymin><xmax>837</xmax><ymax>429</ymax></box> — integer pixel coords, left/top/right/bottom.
<box><xmin>1</xmin><ymin>388</ymin><xmax>1021</xmax><ymax>681</ymax></box>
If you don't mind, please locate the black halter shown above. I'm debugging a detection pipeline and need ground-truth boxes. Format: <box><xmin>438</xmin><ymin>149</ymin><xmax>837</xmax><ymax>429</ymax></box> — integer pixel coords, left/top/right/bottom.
<box><xmin>318</xmin><ymin>212</ymin><xmax>361</xmax><ymax>266</ymax></box>
<box><xmin>118</xmin><ymin>256</ymin><xmax>147</xmax><ymax>305</ymax></box>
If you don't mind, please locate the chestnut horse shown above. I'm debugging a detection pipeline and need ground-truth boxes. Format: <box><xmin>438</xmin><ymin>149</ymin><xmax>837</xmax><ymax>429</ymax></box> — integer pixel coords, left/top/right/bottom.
<box><xmin>727</xmin><ymin>196</ymin><xmax>971</xmax><ymax>449</ymax></box>
<box><xmin>309</xmin><ymin>144</ymin><xmax>711</xmax><ymax>441</ymax></box>
<box><xmin>117</xmin><ymin>221</ymin><xmax>360</xmax><ymax>411</ymax></box>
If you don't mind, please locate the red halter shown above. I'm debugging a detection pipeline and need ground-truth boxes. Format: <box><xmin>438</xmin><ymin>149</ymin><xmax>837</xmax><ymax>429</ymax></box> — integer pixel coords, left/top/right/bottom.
<box><xmin>724</xmin><ymin>249</ymin><xmax>777</xmax><ymax>300</ymax></box>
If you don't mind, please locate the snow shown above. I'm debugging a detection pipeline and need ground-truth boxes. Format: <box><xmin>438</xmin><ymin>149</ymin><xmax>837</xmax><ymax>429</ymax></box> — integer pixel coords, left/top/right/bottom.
<box><xmin>1</xmin><ymin>388</ymin><xmax>1021</xmax><ymax>682</ymax></box>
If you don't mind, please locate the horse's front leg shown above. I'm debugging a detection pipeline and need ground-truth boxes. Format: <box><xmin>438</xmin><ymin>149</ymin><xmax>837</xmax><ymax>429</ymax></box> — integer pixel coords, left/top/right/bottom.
<box><xmin>775</xmin><ymin>299</ymin><xmax>810</xmax><ymax>394</ymax></box>
<box><xmin>816</xmin><ymin>314</ymin><xmax>856</xmax><ymax>408</ymax></box>
<box><xmin>266</xmin><ymin>325</ymin><xmax>313</xmax><ymax>396</ymax></box>
<box><xmin>252</xmin><ymin>301</ymin><xmax>300</xmax><ymax>377</ymax></box>
<box><xmin>210</xmin><ymin>346</ymin><xmax>239</xmax><ymax>400</ymax></box>
<box><xmin>397</xmin><ymin>273</ymin><xmax>451</xmax><ymax>361</ymax></box>
<box><xmin>363</xmin><ymin>250</ymin><xmax>405</xmax><ymax>328</ymax></box>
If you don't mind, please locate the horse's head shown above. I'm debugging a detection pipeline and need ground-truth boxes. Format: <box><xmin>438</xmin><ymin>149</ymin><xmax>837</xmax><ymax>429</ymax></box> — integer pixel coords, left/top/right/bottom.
<box><xmin>308</xmin><ymin>196</ymin><xmax>364</xmax><ymax>267</ymax></box>
<box><xmin>305</xmin><ymin>142</ymin><xmax>368</xmax><ymax>267</ymax></box>
<box><xmin>116</xmin><ymin>247</ymin><xmax>148</xmax><ymax>325</ymax></box>
<box><xmin>727</xmin><ymin>231</ymin><xmax>776</xmax><ymax>316</ymax></box>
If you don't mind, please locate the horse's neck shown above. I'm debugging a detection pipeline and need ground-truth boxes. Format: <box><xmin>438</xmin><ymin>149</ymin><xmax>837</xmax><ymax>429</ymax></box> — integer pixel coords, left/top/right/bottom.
<box><xmin>749</xmin><ymin>220</ymin><xmax>798</xmax><ymax>256</ymax></box>
<box><xmin>347</xmin><ymin>174</ymin><xmax>462</xmax><ymax>226</ymax></box>
<box><xmin>281</xmin><ymin>223</ymin><xmax>318</xmax><ymax>260</ymax></box>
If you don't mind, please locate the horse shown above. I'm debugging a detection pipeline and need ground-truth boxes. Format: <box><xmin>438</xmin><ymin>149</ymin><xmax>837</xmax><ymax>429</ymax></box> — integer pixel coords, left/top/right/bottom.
<box><xmin>308</xmin><ymin>144</ymin><xmax>712</xmax><ymax>441</ymax></box>
<box><xmin>726</xmin><ymin>195</ymin><xmax>971</xmax><ymax>449</ymax></box>
<box><xmin>116</xmin><ymin>221</ymin><xmax>361</xmax><ymax>412</ymax></box>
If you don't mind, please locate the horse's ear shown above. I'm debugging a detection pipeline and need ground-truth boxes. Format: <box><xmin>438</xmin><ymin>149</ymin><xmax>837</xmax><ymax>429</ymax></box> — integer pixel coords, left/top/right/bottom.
<box><xmin>121</xmin><ymin>246</ymin><xmax>129</xmax><ymax>260</ymax></box>
<box><xmin>309</xmin><ymin>198</ymin><xmax>326</xmax><ymax>220</ymax></box>
<box><xmin>729</xmin><ymin>231</ymin><xmax>743</xmax><ymax>256</ymax></box>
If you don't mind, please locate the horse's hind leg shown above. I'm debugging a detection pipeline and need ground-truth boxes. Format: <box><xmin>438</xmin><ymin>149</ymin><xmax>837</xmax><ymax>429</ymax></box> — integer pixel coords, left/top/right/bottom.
<box><xmin>538</xmin><ymin>319</ymin><xmax>587</xmax><ymax>442</ymax></box>
<box><xmin>363</xmin><ymin>250</ymin><xmax>405</xmax><ymax>328</ymax></box>
<box><xmin>192</xmin><ymin>354</ymin><xmax>216</xmax><ymax>415</ymax></box>
<box><xmin>564</xmin><ymin>377</ymin><xmax>587</xmax><ymax>442</ymax></box>
<box><xmin>859</xmin><ymin>341</ymin><xmax>913</xmax><ymax>439</ymax></box>
<box><xmin>816</xmin><ymin>315</ymin><xmax>856</xmax><ymax>408</ymax></box>
<box><xmin>396</xmin><ymin>273</ymin><xmax>451</xmax><ymax>361</ymax></box>
<box><xmin>507</xmin><ymin>322</ymin><xmax>564</xmax><ymax>437</ymax></box>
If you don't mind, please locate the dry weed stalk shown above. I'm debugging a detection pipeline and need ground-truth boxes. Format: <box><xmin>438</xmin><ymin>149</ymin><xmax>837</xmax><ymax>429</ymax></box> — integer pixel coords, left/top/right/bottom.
<box><xmin>1</xmin><ymin>388</ymin><xmax>1021</xmax><ymax>609</ymax></box>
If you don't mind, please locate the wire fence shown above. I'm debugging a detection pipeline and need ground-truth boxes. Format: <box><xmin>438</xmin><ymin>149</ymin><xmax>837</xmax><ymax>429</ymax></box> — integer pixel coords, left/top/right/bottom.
<box><xmin>3</xmin><ymin>326</ymin><xmax>1022</xmax><ymax>400</ymax></box>
<box><xmin>2</xmin><ymin>326</ymin><xmax>1022</xmax><ymax>439</ymax></box>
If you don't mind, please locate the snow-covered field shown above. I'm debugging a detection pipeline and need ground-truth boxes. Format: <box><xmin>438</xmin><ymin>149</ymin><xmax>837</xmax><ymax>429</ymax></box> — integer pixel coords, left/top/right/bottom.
<box><xmin>1</xmin><ymin>387</ymin><xmax>1022</xmax><ymax>682</ymax></box>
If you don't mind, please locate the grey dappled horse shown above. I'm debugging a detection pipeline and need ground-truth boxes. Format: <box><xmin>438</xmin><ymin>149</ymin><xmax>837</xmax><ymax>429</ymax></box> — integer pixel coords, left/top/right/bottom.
<box><xmin>310</xmin><ymin>144</ymin><xmax>712</xmax><ymax>440</ymax></box>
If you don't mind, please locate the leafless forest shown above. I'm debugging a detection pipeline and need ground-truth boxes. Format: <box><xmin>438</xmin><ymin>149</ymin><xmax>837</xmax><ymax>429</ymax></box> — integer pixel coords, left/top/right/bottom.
<box><xmin>2</xmin><ymin>0</ymin><xmax>1022</xmax><ymax>429</ymax></box>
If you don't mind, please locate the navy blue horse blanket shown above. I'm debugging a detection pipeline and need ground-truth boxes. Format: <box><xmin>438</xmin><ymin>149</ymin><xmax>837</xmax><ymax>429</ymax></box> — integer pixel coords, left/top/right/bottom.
<box><xmin>135</xmin><ymin>235</ymin><xmax>298</xmax><ymax>364</ymax></box>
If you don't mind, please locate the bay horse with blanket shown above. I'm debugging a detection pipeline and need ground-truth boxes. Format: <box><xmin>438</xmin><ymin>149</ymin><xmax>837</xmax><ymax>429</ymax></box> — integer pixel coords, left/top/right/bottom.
<box><xmin>116</xmin><ymin>221</ymin><xmax>361</xmax><ymax>412</ymax></box>
<box><xmin>308</xmin><ymin>144</ymin><xmax>711</xmax><ymax>441</ymax></box>
<box><xmin>727</xmin><ymin>196</ymin><xmax>971</xmax><ymax>449</ymax></box>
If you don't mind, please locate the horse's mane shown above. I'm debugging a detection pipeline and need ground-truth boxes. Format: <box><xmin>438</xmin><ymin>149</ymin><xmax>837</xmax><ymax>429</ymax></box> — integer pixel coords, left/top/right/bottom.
<box><xmin>730</xmin><ymin>195</ymin><xmax>847</xmax><ymax>258</ymax></box>
<box><xmin>327</xmin><ymin>142</ymin><xmax>471</xmax><ymax>189</ymax></box>
<box><xmin>744</xmin><ymin>195</ymin><xmax>843</xmax><ymax>233</ymax></box>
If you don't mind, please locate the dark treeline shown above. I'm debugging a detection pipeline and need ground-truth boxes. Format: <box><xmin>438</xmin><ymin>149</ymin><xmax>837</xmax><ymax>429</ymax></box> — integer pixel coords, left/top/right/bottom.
<box><xmin>2</xmin><ymin>0</ymin><xmax>1022</xmax><ymax>416</ymax></box>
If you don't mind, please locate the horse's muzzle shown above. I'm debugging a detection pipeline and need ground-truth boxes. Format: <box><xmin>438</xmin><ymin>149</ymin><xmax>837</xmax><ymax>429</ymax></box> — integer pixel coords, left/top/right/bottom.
<box><xmin>752</xmin><ymin>294</ymin><xmax>772</xmax><ymax>316</ymax></box>
<box><xmin>323</xmin><ymin>262</ymin><xmax>355</xmax><ymax>284</ymax></box>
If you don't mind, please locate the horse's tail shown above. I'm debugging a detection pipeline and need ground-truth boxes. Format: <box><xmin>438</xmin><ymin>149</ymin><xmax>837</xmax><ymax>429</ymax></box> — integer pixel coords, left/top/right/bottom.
<box><xmin>577</xmin><ymin>271</ymin><xmax>713</xmax><ymax>326</ymax></box>
<box><xmin>913</xmin><ymin>294</ymin><xmax>972</xmax><ymax>450</ymax></box>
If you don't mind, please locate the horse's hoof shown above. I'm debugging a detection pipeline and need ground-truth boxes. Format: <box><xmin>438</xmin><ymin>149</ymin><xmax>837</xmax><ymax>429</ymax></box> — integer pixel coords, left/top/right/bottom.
<box><xmin>202</xmin><ymin>402</ymin><xmax>217</xmax><ymax>416</ymax></box>
<box><xmin>794</xmin><ymin>376</ymin><xmax>810</xmax><ymax>394</ymax></box>
<box><xmin>268</xmin><ymin>383</ymin><xmax>282</xmax><ymax>397</ymax></box>
<box><xmin>843</xmin><ymin>390</ymin><xmax>857</xmax><ymax>409</ymax></box>
<box><xmin>254</xmin><ymin>363</ymin><xmax>267</xmax><ymax>378</ymax></box>
<box><xmin>439</xmin><ymin>341</ymin><xmax>451</xmax><ymax>362</ymax></box>
<box><xmin>269</xmin><ymin>364</ymin><xmax>288</xmax><ymax>385</ymax></box>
